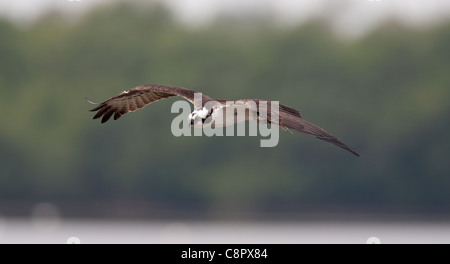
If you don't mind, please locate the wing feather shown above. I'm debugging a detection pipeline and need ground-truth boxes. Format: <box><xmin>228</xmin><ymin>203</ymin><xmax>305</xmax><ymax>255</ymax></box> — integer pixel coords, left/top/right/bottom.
<box><xmin>241</xmin><ymin>99</ymin><xmax>359</xmax><ymax>156</ymax></box>
<box><xmin>279</xmin><ymin>110</ymin><xmax>360</xmax><ymax>157</ymax></box>
<box><xmin>134</xmin><ymin>94</ymin><xmax>145</xmax><ymax>108</ymax></box>
<box><xmin>93</xmin><ymin>106</ymin><xmax>109</xmax><ymax>120</ymax></box>
<box><xmin>128</xmin><ymin>96</ymin><xmax>138</xmax><ymax>112</ymax></box>
<box><xmin>101</xmin><ymin>109</ymin><xmax>115</xmax><ymax>123</ymax></box>
<box><xmin>88</xmin><ymin>84</ymin><xmax>212</xmax><ymax>123</ymax></box>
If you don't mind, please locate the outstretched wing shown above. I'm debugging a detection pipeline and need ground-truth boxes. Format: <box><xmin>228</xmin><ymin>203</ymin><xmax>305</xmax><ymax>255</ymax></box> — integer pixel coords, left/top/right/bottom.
<box><xmin>279</xmin><ymin>111</ymin><xmax>360</xmax><ymax>157</ymax></box>
<box><xmin>242</xmin><ymin>99</ymin><xmax>359</xmax><ymax>157</ymax></box>
<box><xmin>88</xmin><ymin>84</ymin><xmax>211</xmax><ymax>123</ymax></box>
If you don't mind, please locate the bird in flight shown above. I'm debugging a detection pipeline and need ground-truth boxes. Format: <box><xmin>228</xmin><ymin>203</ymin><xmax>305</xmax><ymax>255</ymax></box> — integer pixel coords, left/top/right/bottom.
<box><xmin>87</xmin><ymin>84</ymin><xmax>359</xmax><ymax>156</ymax></box>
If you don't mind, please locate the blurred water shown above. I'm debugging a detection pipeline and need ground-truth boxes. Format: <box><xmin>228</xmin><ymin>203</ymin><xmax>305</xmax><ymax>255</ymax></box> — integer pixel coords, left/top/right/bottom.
<box><xmin>0</xmin><ymin>218</ymin><xmax>449</xmax><ymax>244</ymax></box>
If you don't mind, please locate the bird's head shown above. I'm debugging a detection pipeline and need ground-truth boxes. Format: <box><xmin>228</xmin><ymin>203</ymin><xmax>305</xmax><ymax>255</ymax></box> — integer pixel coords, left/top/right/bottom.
<box><xmin>188</xmin><ymin>107</ymin><xmax>209</xmax><ymax>127</ymax></box>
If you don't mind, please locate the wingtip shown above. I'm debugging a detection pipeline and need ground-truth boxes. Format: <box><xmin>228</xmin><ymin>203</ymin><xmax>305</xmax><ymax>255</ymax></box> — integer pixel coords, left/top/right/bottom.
<box><xmin>352</xmin><ymin>150</ymin><xmax>361</xmax><ymax>157</ymax></box>
<box><xmin>341</xmin><ymin>145</ymin><xmax>360</xmax><ymax>157</ymax></box>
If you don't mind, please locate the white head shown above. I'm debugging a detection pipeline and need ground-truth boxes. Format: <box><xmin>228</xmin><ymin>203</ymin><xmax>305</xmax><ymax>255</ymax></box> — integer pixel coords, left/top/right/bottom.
<box><xmin>188</xmin><ymin>107</ymin><xmax>209</xmax><ymax>127</ymax></box>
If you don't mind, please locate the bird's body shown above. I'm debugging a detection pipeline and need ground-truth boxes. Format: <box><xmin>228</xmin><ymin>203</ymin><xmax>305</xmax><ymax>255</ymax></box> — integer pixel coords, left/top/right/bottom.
<box><xmin>88</xmin><ymin>84</ymin><xmax>359</xmax><ymax>156</ymax></box>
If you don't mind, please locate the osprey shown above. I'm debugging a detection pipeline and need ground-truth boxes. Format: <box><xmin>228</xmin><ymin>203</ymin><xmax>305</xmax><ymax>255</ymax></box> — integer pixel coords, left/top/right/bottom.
<box><xmin>87</xmin><ymin>84</ymin><xmax>359</xmax><ymax>156</ymax></box>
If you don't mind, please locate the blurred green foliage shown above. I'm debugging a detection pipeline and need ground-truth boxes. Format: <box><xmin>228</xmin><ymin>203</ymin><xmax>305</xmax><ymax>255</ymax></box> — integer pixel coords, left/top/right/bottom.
<box><xmin>0</xmin><ymin>3</ymin><xmax>449</xmax><ymax>218</ymax></box>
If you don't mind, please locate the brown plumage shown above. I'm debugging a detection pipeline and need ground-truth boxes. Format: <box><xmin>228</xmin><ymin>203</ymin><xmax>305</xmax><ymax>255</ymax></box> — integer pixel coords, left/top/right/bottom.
<box><xmin>88</xmin><ymin>84</ymin><xmax>359</xmax><ymax>156</ymax></box>
<box><xmin>88</xmin><ymin>84</ymin><xmax>211</xmax><ymax>123</ymax></box>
